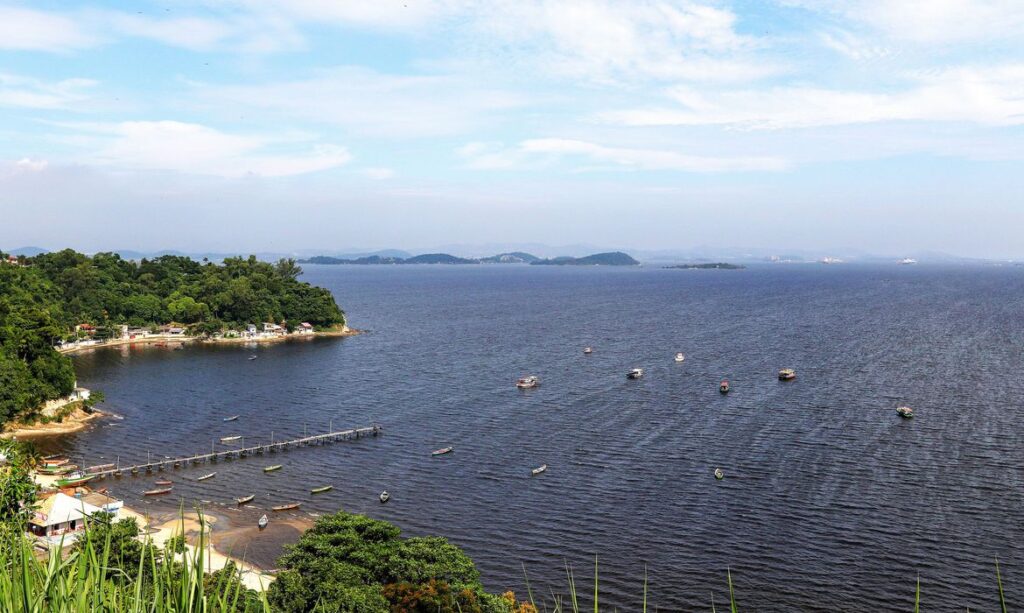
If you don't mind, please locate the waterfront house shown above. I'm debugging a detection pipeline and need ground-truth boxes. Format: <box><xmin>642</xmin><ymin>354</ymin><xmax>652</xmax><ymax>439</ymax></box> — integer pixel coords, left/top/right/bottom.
<box><xmin>26</xmin><ymin>493</ymin><xmax>105</xmax><ymax>543</ymax></box>
<box><xmin>296</xmin><ymin>322</ymin><xmax>314</xmax><ymax>334</ymax></box>
<box><xmin>263</xmin><ymin>322</ymin><xmax>285</xmax><ymax>335</ymax></box>
<box><xmin>244</xmin><ymin>324</ymin><xmax>258</xmax><ymax>338</ymax></box>
<box><xmin>160</xmin><ymin>324</ymin><xmax>186</xmax><ymax>335</ymax></box>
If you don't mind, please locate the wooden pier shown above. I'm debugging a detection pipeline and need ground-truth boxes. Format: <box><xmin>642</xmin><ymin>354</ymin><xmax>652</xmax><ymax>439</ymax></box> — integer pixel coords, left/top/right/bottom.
<box><xmin>84</xmin><ymin>425</ymin><xmax>382</xmax><ymax>478</ymax></box>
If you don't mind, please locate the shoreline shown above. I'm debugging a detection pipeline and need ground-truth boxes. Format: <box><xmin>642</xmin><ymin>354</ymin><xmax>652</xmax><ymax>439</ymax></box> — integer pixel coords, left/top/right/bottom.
<box><xmin>1</xmin><ymin>407</ymin><xmax>106</xmax><ymax>439</ymax></box>
<box><xmin>57</xmin><ymin>327</ymin><xmax>361</xmax><ymax>355</ymax></box>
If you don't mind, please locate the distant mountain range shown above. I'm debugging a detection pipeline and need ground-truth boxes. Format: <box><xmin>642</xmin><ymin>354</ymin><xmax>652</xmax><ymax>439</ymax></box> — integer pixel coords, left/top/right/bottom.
<box><xmin>297</xmin><ymin>251</ymin><xmax>639</xmax><ymax>266</ymax></box>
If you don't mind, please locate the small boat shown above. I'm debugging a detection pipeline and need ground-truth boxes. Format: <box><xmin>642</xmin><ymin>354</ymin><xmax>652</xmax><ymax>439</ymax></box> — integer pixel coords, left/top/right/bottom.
<box><xmin>379</xmin><ymin>491</ymin><xmax>390</xmax><ymax>503</ymax></box>
<box><xmin>248</xmin><ymin>355</ymin><xmax>258</xmax><ymax>361</ymax></box>
<box><xmin>42</xmin><ymin>456</ymin><xmax>70</xmax><ymax>467</ymax></box>
<box><xmin>144</xmin><ymin>487</ymin><xmax>172</xmax><ymax>496</ymax></box>
<box><xmin>778</xmin><ymin>368</ymin><xmax>796</xmax><ymax>381</ymax></box>
<box><xmin>714</xmin><ymin>468</ymin><xmax>724</xmax><ymax>480</ymax></box>
<box><xmin>223</xmin><ymin>415</ymin><xmax>240</xmax><ymax>422</ymax></box>
<box><xmin>236</xmin><ymin>494</ymin><xmax>255</xmax><ymax>505</ymax></box>
<box><xmin>627</xmin><ymin>368</ymin><xmax>644</xmax><ymax>379</ymax></box>
<box><xmin>272</xmin><ymin>503</ymin><xmax>301</xmax><ymax>512</ymax></box>
<box><xmin>583</xmin><ymin>347</ymin><xmax>593</xmax><ymax>354</ymax></box>
<box><xmin>516</xmin><ymin>375</ymin><xmax>540</xmax><ymax>389</ymax></box>
<box><xmin>56</xmin><ymin>472</ymin><xmax>95</xmax><ymax>488</ymax></box>
<box><xmin>311</xmin><ymin>485</ymin><xmax>333</xmax><ymax>494</ymax></box>
<box><xmin>196</xmin><ymin>472</ymin><xmax>216</xmax><ymax>481</ymax></box>
<box><xmin>154</xmin><ymin>479</ymin><xmax>173</xmax><ymax>486</ymax></box>
<box><xmin>220</xmin><ymin>436</ymin><xmax>242</xmax><ymax>443</ymax></box>
<box><xmin>257</xmin><ymin>514</ymin><xmax>268</xmax><ymax>530</ymax></box>
<box><xmin>720</xmin><ymin>380</ymin><xmax>730</xmax><ymax>394</ymax></box>
<box><xmin>674</xmin><ymin>352</ymin><xmax>685</xmax><ymax>363</ymax></box>
<box><xmin>896</xmin><ymin>406</ymin><xmax>914</xmax><ymax>419</ymax></box>
<box><xmin>37</xmin><ymin>464</ymin><xmax>78</xmax><ymax>475</ymax></box>
<box><xmin>431</xmin><ymin>446</ymin><xmax>454</xmax><ymax>456</ymax></box>
<box><xmin>531</xmin><ymin>464</ymin><xmax>548</xmax><ymax>476</ymax></box>
<box><xmin>263</xmin><ymin>464</ymin><xmax>283</xmax><ymax>473</ymax></box>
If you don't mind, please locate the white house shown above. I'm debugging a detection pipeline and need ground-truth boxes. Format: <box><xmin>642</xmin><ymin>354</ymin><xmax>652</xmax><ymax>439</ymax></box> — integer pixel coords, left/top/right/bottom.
<box><xmin>262</xmin><ymin>322</ymin><xmax>285</xmax><ymax>335</ymax></box>
<box><xmin>26</xmin><ymin>493</ymin><xmax>106</xmax><ymax>543</ymax></box>
<box><xmin>296</xmin><ymin>322</ymin><xmax>314</xmax><ymax>335</ymax></box>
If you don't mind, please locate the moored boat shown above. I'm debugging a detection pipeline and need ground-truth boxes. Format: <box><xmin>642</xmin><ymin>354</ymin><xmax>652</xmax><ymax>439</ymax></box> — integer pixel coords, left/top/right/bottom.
<box><xmin>272</xmin><ymin>503</ymin><xmax>301</xmax><ymax>512</ymax></box>
<box><xmin>714</xmin><ymin>468</ymin><xmax>724</xmax><ymax>480</ymax></box>
<box><xmin>531</xmin><ymin>464</ymin><xmax>547</xmax><ymax>476</ymax></box>
<box><xmin>674</xmin><ymin>352</ymin><xmax>685</xmax><ymax>363</ymax></box>
<box><xmin>431</xmin><ymin>446</ymin><xmax>454</xmax><ymax>456</ymax></box>
<box><xmin>258</xmin><ymin>514</ymin><xmax>268</xmax><ymax>530</ymax></box>
<box><xmin>144</xmin><ymin>487</ymin><xmax>172</xmax><ymax>496</ymax></box>
<box><xmin>196</xmin><ymin>472</ymin><xmax>216</xmax><ymax>481</ymax></box>
<box><xmin>220</xmin><ymin>436</ymin><xmax>242</xmax><ymax>443</ymax></box>
<box><xmin>778</xmin><ymin>368</ymin><xmax>796</xmax><ymax>381</ymax></box>
<box><xmin>896</xmin><ymin>406</ymin><xmax>914</xmax><ymax>418</ymax></box>
<box><xmin>56</xmin><ymin>472</ymin><xmax>95</xmax><ymax>488</ymax></box>
<box><xmin>236</xmin><ymin>494</ymin><xmax>255</xmax><ymax>505</ymax></box>
<box><xmin>311</xmin><ymin>485</ymin><xmax>333</xmax><ymax>494</ymax></box>
<box><xmin>223</xmin><ymin>415</ymin><xmax>240</xmax><ymax>422</ymax></box>
<box><xmin>248</xmin><ymin>355</ymin><xmax>258</xmax><ymax>361</ymax></box>
<box><xmin>154</xmin><ymin>479</ymin><xmax>172</xmax><ymax>486</ymax></box>
<box><xmin>627</xmin><ymin>368</ymin><xmax>644</xmax><ymax>379</ymax></box>
<box><xmin>379</xmin><ymin>491</ymin><xmax>390</xmax><ymax>503</ymax></box>
<box><xmin>516</xmin><ymin>375</ymin><xmax>540</xmax><ymax>389</ymax></box>
<box><xmin>583</xmin><ymin>347</ymin><xmax>593</xmax><ymax>354</ymax></box>
<box><xmin>37</xmin><ymin>464</ymin><xmax>78</xmax><ymax>475</ymax></box>
<box><xmin>263</xmin><ymin>464</ymin><xmax>283</xmax><ymax>473</ymax></box>
<box><xmin>720</xmin><ymin>380</ymin><xmax>730</xmax><ymax>394</ymax></box>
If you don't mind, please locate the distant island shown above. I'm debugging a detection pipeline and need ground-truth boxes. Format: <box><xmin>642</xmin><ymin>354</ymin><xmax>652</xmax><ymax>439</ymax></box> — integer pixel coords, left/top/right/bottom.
<box><xmin>298</xmin><ymin>251</ymin><xmax>637</xmax><ymax>266</ymax></box>
<box><xmin>665</xmin><ymin>262</ymin><xmax>745</xmax><ymax>270</ymax></box>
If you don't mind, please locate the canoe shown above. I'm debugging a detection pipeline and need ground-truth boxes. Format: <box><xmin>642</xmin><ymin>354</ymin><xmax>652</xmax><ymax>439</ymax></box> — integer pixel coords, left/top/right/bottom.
<box><xmin>310</xmin><ymin>485</ymin><xmax>333</xmax><ymax>494</ymax></box>
<box><xmin>272</xmin><ymin>503</ymin><xmax>301</xmax><ymax>512</ymax></box>
<box><xmin>236</xmin><ymin>494</ymin><xmax>255</xmax><ymax>505</ymax></box>
<box><xmin>248</xmin><ymin>356</ymin><xmax>258</xmax><ymax>361</ymax></box>
<box><xmin>223</xmin><ymin>415</ymin><xmax>240</xmax><ymax>422</ymax></box>
<box><xmin>220</xmin><ymin>436</ymin><xmax>242</xmax><ymax>443</ymax></box>
<box><xmin>263</xmin><ymin>465</ymin><xmax>283</xmax><ymax>473</ymax></box>
<box><xmin>258</xmin><ymin>514</ymin><xmax>268</xmax><ymax>530</ymax></box>
<box><xmin>531</xmin><ymin>464</ymin><xmax>548</xmax><ymax>476</ymax></box>
<box><xmin>196</xmin><ymin>472</ymin><xmax>216</xmax><ymax>481</ymax></box>
<box><xmin>144</xmin><ymin>487</ymin><xmax>172</xmax><ymax>496</ymax></box>
<box><xmin>431</xmin><ymin>446</ymin><xmax>454</xmax><ymax>456</ymax></box>
<box><xmin>154</xmin><ymin>479</ymin><xmax>172</xmax><ymax>486</ymax></box>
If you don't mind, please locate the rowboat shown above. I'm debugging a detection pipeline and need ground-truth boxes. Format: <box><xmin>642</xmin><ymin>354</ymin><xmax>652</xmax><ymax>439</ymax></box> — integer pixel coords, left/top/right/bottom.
<box><xmin>196</xmin><ymin>472</ymin><xmax>216</xmax><ymax>481</ymax></box>
<box><xmin>272</xmin><ymin>503</ymin><xmax>301</xmax><ymax>512</ymax></box>
<box><xmin>531</xmin><ymin>464</ymin><xmax>547</xmax><ymax>476</ymax></box>
<box><xmin>258</xmin><ymin>514</ymin><xmax>268</xmax><ymax>530</ymax></box>
<box><xmin>236</xmin><ymin>494</ymin><xmax>255</xmax><ymax>505</ymax></box>
<box><xmin>379</xmin><ymin>491</ymin><xmax>390</xmax><ymax>503</ymax></box>
<box><xmin>896</xmin><ymin>406</ymin><xmax>914</xmax><ymax>418</ymax></box>
<box><xmin>431</xmin><ymin>446</ymin><xmax>454</xmax><ymax>456</ymax></box>
<box><xmin>778</xmin><ymin>368</ymin><xmax>796</xmax><ymax>381</ymax></box>
<box><xmin>720</xmin><ymin>380</ymin><xmax>730</xmax><ymax>394</ymax></box>
<box><xmin>714</xmin><ymin>468</ymin><xmax>724</xmax><ymax>480</ymax></box>
<box><xmin>516</xmin><ymin>375</ymin><xmax>540</xmax><ymax>389</ymax></box>
<box><xmin>310</xmin><ymin>485</ymin><xmax>333</xmax><ymax>494</ymax></box>
<box><xmin>144</xmin><ymin>487</ymin><xmax>172</xmax><ymax>496</ymax></box>
<box><xmin>56</xmin><ymin>473</ymin><xmax>95</xmax><ymax>488</ymax></box>
<box><xmin>263</xmin><ymin>465</ymin><xmax>283</xmax><ymax>473</ymax></box>
<box><xmin>627</xmin><ymin>368</ymin><xmax>644</xmax><ymax>379</ymax></box>
<box><xmin>248</xmin><ymin>356</ymin><xmax>258</xmax><ymax>361</ymax></box>
<box><xmin>42</xmin><ymin>456</ymin><xmax>69</xmax><ymax>467</ymax></box>
<box><xmin>37</xmin><ymin>464</ymin><xmax>78</xmax><ymax>475</ymax></box>
<box><xmin>154</xmin><ymin>479</ymin><xmax>172</xmax><ymax>486</ymax></box>
<box><xmin>223</xmin><ymin>415</ymin><xmax>240</xmax><ymax>422</ymax></box>
<box><xmin>674</xmin><ymin>352</ymin><xmax>685</xmax><ymax>363</ymax></box>
<box><xmin>220</xmin><ymin>436</ymin><xmax>242</xmax><ymax>443</ymax></box>
<box><xmin>583</xmin><ymin>347</ymin><xmax>593</xmax><ymax>354</ymax></box>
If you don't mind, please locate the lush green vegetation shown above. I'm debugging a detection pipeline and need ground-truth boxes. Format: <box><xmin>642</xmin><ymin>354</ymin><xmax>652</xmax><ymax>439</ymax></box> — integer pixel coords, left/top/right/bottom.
<box><xmin>0</xmin><ymin>249</ymin><xmax>345</xmax><ymax>426</ymax></box>
<box><xmin>531</xmin><ymin>252</ymin><xmax>640</xmax><ymax>266</ymax></box>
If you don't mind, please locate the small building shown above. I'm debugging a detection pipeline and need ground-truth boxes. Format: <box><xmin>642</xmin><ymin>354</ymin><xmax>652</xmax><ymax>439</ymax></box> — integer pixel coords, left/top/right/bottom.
<box><xmin>263</xmin><ymin>322</ymin><xmax>285</xmax><ymax>335</ymax></box>
<box><xmin>26</xmin><ymin>493</ymin><xmax>105</xmax><ymax>542</ymax></box>
<box><xmin>80</xmin><ymin>491</ymin><xmax>123</xmax><ymax>517</ymax></box>
<box><xmin>295</xmin><ymin>322</ymin><xmax>314</xmax><ymax>335</ymax></box>
<box><xmin>245</xmin><ymin>324</ymin><xmax>258</xmax><ymax>337</ymax></box>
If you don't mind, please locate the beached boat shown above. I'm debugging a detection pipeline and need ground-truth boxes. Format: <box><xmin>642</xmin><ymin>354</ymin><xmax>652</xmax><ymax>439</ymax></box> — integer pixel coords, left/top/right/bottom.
<box><xmin>674</xmin><ymin>352</ymin><xmax>685</xmax><ymax>363</ymax></box>
<box><xmin>778</xmin><ymin>368</ymin><xmax>796</xmax><ymax>381</ymax></box>
<box><xmin>56</xmin><ymin>472</ymin><xmax>95</xmax><ymax>488</ymax></box>
<box><xmin>311</xmin><ymin>485</ymin><xmax>333</xmax><ymax>494</ymax></box>
<box><xmin>42</xmin><ymin>456</ymin><xmax>69</xmax><ymax>467</ymax></box>
<box><xmin>154</xmin><ymin>479</ymin><xmax>172</xmax><ymax>486</ymax></box>
<box><xmin>144</xmin><ymin>487</ymin><xmax>172</xmax><ymax>496</ymax></box>
<box><xmin>258</xmin><ymin>514</ymin><xmax>268</xmax><ymax>530</ymax></box>
<box><xmin>196</xmin><ymin>472</ymin><xmax>216</xmax><ymax>481</ymax></box>
<box><xmin>223</xmin><ymin>415</ymin><xmax>240</xmax><ymax>422</ymax></box>
<box><xmin>220</xmin><ymin>436</ymin><xmax>242</xmax><ymax>443</ymax></box>
<box><xmin>714</xmin><ymin>468</ymin><xmax>724</xmax><ymax>480</ymax></box>
<box><xmin>531</xmin><ymin>464</ymin><xmax>548</xmax><ymax>476</ymax></box>
<box><xmin>263</xmin><ymin>464</ymin><xmax>283</xmax><ymax>473</ymax></box>
<box><xmin>37</xmin><ymin>464</ymin><xmax>78</xmax><ymax>475</ymax></box>
<box><xmin>379</xmin><ymin>491</ymin><xmax>390</xmax><ymax>503</ymax></box>
<box><xmin>431</xmin><ymin>446</ymin><xmax>454</xmax><ymax>456</ymax></box>
<box><xmin>583</xmin><ymin>347</ymin><xmax>593</xmax><ymax>354</ymax></box>
<box><xmin>627</xmin><ymin>368</ymin><xmax>644</xmax><ymax>379</ymax></box>
<box><xmin>236</xmin><ymin>494</ymin><xmax>255</xmax><ymax>505</ymax></box>
<box><xmin>896</xmin><ymin>406</ymin><xmax>914</xmax><ymax>418</ymax></box>
<box><xmin>516</xmin><ymin>375</ymin><xmax>540</xmax><ymax>389</ymax></box>
<box><xmin>720</xmin><ymin>380</ymin><xmax>730</xmax><ymax>394</ymax></box>
<box><xmin>272</xmin><ymin>503</ymin><xmax>301</xmax><ymax>512</ymax></box>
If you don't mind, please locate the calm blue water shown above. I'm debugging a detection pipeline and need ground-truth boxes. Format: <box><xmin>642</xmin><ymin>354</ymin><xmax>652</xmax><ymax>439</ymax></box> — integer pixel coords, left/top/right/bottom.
<box><xmin>48</xmin><ymin>264</ymin><xmax>1024</xmax><ymax>610</ymax></box>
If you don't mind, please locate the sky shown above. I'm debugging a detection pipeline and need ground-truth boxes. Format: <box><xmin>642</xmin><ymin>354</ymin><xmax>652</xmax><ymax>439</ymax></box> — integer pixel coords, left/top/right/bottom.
<box><xmin>1</xmin><ymin>0</ymin><xmax>1023</xmax><ymax>258</ymax></box>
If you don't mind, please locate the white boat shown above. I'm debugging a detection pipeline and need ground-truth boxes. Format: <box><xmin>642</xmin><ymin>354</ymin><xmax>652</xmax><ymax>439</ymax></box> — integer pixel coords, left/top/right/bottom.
<box><xmin>222</xmin><ymin>415</ymin><xmax>239</xmax><ymax>422</ymax></box>
<box><xmin>248</xmin><ymin>355</ymin><xmax>258</xmax><ymax>360</ymax></box>
<box><xmin>627</xmin><ymin>368</ymin><xmax>644</xmax><ymax>379</ymax></box>
<box><xmin>714</xmin><ymin>468</ymin><xmax>724</xmax><ymax>480</ymax></box>
<box><xmin>516</xmin><ymin>375</ymin><xmax>540</xmax><ymax>389</ymax></box>
<box><xmin>379</xmin><ymin>491</ymin><xmax>390</xmax><ymax>503</ymax></box>
<box><xmin>257</xmin><ymin>514</ymin><xmax>268</xmax><ymax>530</ymax></box>
<box><xmin>583</xmin><ymin>347</ymin><xmax>593</xmax><ymax>354</ymax></box>
<box><xmin>896</xmin><ymin>406</ymin><xmax>914</xmax><ymax>418</ymax></box>
<box><xmin>674</xmin><ymin>352</ymin><xmax>685</xmax><ymax>363</ymax></box>
<box><xmin>898</xmin><ymin>258</ymin><xmax>917</xmax><ymax>265</ymax></box>
<box><xmin>531</xmin><ymin>464</ymin><xmax>547</xmax><ymax>476</ymax></box>
<box><xmin>196</xmin><ymin>472</ymin><xmax>216</xmax><ymax>481</ymax></box>
<box><xmin>220</xmin><ymin>436</ymin><xmax>242</xmax><ymax>443</ymax></box>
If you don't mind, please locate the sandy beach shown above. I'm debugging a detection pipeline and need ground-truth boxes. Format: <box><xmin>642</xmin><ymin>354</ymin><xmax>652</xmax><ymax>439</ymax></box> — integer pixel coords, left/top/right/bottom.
<box><xmin>57</xmin><ymin>327</ymin><xmax>361</xmax><ymax>356</ymax></box>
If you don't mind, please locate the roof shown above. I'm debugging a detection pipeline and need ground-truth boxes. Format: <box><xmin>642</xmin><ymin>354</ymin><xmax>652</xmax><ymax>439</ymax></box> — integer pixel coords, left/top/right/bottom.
<box><xmin>29</xmin><ymin>493</ymin><xmax>104</xmax><ymax>527</ymax></box>
<box><xmin>81</xmin><ymin>492</ymin><xmax>122</xmax><ymax>508</ymax></box>
<box><xmin>299</xmin><ymin>322</ymin><xmax>313</xmax><ymax>328</ymax></box>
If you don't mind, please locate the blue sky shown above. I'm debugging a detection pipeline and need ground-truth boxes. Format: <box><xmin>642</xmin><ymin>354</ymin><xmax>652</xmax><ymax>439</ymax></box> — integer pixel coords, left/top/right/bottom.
<box><xmin>1</xmin><ymin>0</ymin><xmax>1023</xmax><ymax>257</ymax></box>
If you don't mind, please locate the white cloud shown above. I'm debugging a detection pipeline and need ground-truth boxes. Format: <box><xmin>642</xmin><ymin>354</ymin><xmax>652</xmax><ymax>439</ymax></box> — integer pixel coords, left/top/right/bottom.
<box><xmin>0</xmin><ymin>73</ymin><xmax>99</xmax><ymax>110</ymax></box>
<box><xmin>0</xmin><ymin>6</ymin><xmax>96</xmax><ymax>52</ymax></box>
<box><xmin>598</xmin><ymin>65</ymin><xmax>1024</xmax><ymax>129</ymax></box>
<box><xmin>459</xmin><ymin>138</ymin><xmax>787</xmax><ymax>172</ymax></box>
<box><xmin>63</xmin><ymin>120</ymin><xmax>351</xmax><ymax>178</ymax></box>
<box><xmin>359</xmin><ymin>167</ymin><xmax>396</xmax><ymax>180</ymax></box>
<box><xmin>13</xmin><ymin>158</ymin><xmax>48</xmax><ymax>172</ymax></box>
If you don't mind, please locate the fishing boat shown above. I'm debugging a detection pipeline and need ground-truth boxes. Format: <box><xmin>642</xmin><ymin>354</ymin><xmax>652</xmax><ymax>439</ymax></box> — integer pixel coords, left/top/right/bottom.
<box><xmin>272</xmin><ymin>503</ymin><xmax>301</xmax><ymax>512</ymax></box>
<box><xmin>516</xmin><ymin>375</ymin><xmax>540</xmax><ymax>389</ymax></box>
<box><xmin>42</xmin><ymin>456</ymin><xmax>70</xmax><ymax>467</ymax></box>
<box><xmin>37</xmin><ymin>464</ymin><xmax>78</xmax><ymax>475</ymax></box>
<box><xmin>896</xmin><ymin>406</ymin><xmax>914</xmax><ymax>418</ymax></box>
<box><xmin>379</xmin><ymin>491</ymin><xmax>390</xmax><ymax>503</ymax></box>
<box><xmin>154</xmin><ymin>479</ymin><xmax>172</xmax><ymax>486</ymax></box>
<box><xmin>531</xmin><ymin>464</ymin><xmax>548</xmax><ymax>476</ymax></box>
<box><xmin>714</xmin><ymin>468</ymin><xmax>724</xmax><ymax>480</ymax></box>
<box><xmin>311</xmin><ymin>485</ymin><xmax>333</xmax><ymax>494</ymax></box>
<box><xmin>56</xmin><ymin>472</ymin><xmax>95</xmax><ymax>488</ymax></box>
<box><xmin>196</xmin><ymin>472</ymin><xmax>216</xmax><ymax>481</ymax></box>
<box><xmin>674</xmin><ymin>352</ymin><xmax>685</xmax><ymax>363</ymax></box>
<box><xmin>248</xmin><ymin>355</ymin><xmax>258</xmax><ymax>361</ymax></box>
<box><xmin>220</xmin><ymin>436</ymin><xmax>242</xmax><ymax>443</ymax></box>
<box><xmin>258</xmin><ymin>514</ymin><xmax>268</xmax><ymax>530</ymax></box>
<box><xmin>778</xmin><ymin>368</ymin><xmax>796</xmax><ymax>381</ymax></box>
<box><xmin>144</xmin><ymin>487</ymin><xmax>172</xmax><ymax>496</ymax></box>
<box><xmin>263</xmin><ymin>464</ymin><xmax>283</xmax><ymax>473</ymax></box>
<box><xmin>720</xmin><ymin>380</ymin><xmax>730</xmax><ymax>394</ymax></box>
<box><xmin>627</xmin><ymin>368</ymin><xmax>644</xmax><ymax>379</ymax></box>
<box><xmin>223</xmin><ymin>415</ymin><xmax>240</xmax><ymax>422</ymax></box>
<box><xmin>431</xmin><ymin>446</ymin><xmax>454</xmax><ymax>456</ymax></box>
<box><xmin>236</xmin><ymin>494</ymin><xmax>255</xmax><ymax>505</ymax></box>
<box><xmin>583</xmin><ymin>347</ymin><xmax>593</xmax><ymax>354</ymax></box>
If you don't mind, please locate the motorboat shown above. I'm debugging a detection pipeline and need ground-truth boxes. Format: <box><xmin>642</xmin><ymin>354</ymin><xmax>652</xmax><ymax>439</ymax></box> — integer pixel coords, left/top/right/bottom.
<box><xmin>714</xmin><ymin>468</ymin><xmax>724</xmax><ymax>480</ymax></box>
<box><xmin>223</xmin><ymin>415</ymin><xmax>240</xmax><ymax>422</ymax></box>
<box><xmin>516</xmin><ymin>375</ymin><xmax>540</xmax><ymax>389</ymax></box>
<box><xmin>258</xmin><ymin>514</ymin><xmax>268</xmax><ymax>530</ymax></box>
<box><xmin>144</xmin><ymin>487</ymin><xmax>172</xmax><ymax>496</ymax></box>
<box><xmin>583</xmin><ymin>347</ymin><xmax>593</xmax><ymax>354</ymax></box>
<box><xmin>896</xmin><ymin>406</ymin><xmax>914</xmax><ymax>418</ymax></box>
<box><xmin>627</xmin><ymin>368</ymin><xmax>644</xmax><ymax>379</ymax></box>
<box><xmin>674</xmin><ymin>353</ymin><xmax>685</xmax><ymax>363</ymax></box>
<box><xmin>431</xmin><ymin>446</ymin><xmax>454</xmax><ymax>456</ymax></box>
<box><xmin>720</xmin><ymin>380</ymin><xmax>730</xmax><ymax>394</ymax></box>
<box><xmin>220</xmin><ymin>436</ymin><xmax>242</xmax><ymax>443</ymax></box>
